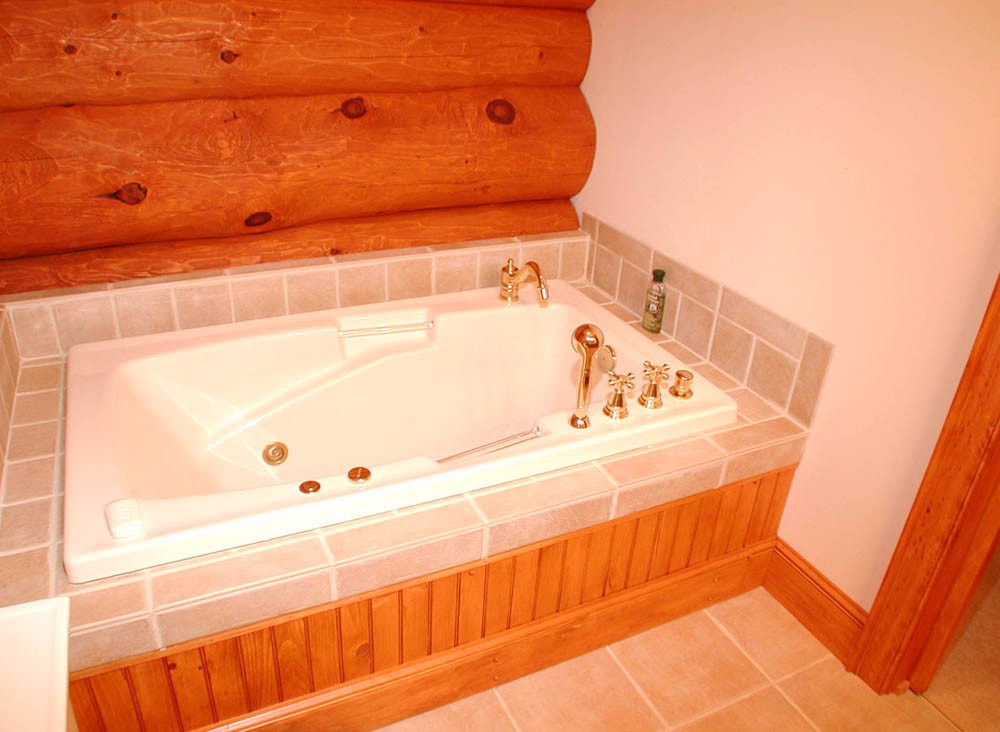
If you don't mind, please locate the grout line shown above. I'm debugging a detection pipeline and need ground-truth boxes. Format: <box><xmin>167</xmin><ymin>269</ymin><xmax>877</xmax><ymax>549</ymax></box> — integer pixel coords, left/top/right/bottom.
<box><xmin>704</xmin><ymin>611</ymin><xmax>823</xmax><ymax>732</ymax></box>
<box><xmin>605</xmin><ymin>645</ymin><xmax>671</xmax><ymax>729</ymax></box>
<box><xmin>491</xmin><ymin>687</ymin><xmax>525</xmax><ymax>732</ymax></box>
<box><xmin>771</xmin><ymin>653</ymin><xmax>835</xmax><ymax>684</ymax></box>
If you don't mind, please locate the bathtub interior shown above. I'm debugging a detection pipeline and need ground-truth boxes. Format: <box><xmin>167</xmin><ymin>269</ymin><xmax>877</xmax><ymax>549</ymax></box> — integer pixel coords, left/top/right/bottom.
<box><xmin>106</xmin><ymin>301</ymin><xmax>613</xmax><ymax>500</ymax></box>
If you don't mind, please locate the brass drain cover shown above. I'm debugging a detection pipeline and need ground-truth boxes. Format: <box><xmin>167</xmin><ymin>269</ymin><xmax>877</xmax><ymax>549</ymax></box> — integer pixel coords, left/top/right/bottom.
<box><xmin>347</xmin><ymin>466</ymin><xmax>371</xmax><ymax>484</ymax></box>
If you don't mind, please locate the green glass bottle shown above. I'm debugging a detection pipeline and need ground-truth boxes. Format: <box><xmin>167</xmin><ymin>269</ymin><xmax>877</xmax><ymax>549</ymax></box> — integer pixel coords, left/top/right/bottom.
<box><xmin>641</xmin><ymin>269</ymin><xmax>667</xmax><ymax>332</ymax></box>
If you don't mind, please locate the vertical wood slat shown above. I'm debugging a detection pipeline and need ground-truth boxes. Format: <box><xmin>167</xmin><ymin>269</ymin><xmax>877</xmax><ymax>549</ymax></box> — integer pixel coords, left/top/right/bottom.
<box><xmin>627</xmin><ymin>513</ymin><xmax>661</xmax><ymax>587</ymax></box>
<box><xmin>649</xmin><ymin>506</ymin><xmax>680</xmax><ymax>580</ymax></box>
<box><xmin>371</xmin><ymin>593</ymin><xmax>402</xmax><ymax>671</ymax></box>
<box><xmin>690</xmin><ymin>490</ymin><xmax>724</xmax><ymax>566</ymax></box>
<box><xmin>605</xmin><ymin>520</ymin><xmax>638</xmax><ymax>594</ymax></box>
<box><xmin>129</xmin><ymin>659</ymin><xmax>182</xmax><ymax>732</ymax></box>
<box><xmin>430</xmin><ymin>574</ymin><xmax>460</xmax><ymax>653</ymax></box>
<box><xmin>509</xmin><ymin>549</ymin><xmax>541</xmax><ymax>627</ymax></box>
<box><xmin>401</xmin><ymin>583</ymin><xmax>432</xmax><ymax>662</ymax></box>
<box><xmin>166</xmin><ymin>648</ymin><xmax>215</xmax><ymax>729</ymax></box>
<box><xmin>457</xmin><ymin>567</ymin><xmax>487</xmax><ymax>644</ymax></box>
<box><xmin>202</xmin><ymin>638</ymin><xmax>250</xmax><ymax>720</ymax></box>
<box><xmin>727</xmin><ymin>478</ymin><xmax>761</xmax><ymax>552</ymax></box>
<box><xmin>484</xmin><ymin>558</ymin><xmax>515</xmax><ymax>636</ymax></box>
<box><xmin>581</xmin><ymin>524</ymin><xmax>615</xmax><ymax>601</ymax></box>
<box><xmin>239</xmin><ymin>629</ymin><xmax>281</xmax><ymax>710</ymax></box>
<box><xmin>339</xmin><ymin>601</ymin><xmax>374</xmax><ymax>681</ymax></box>
<box><xmin>273</xmin><ymin>618</ymin><xmax>313</xmax><ymax>699</ymax></box>
<box><xmin>88</xmin><ymin>671</ymin><xmax>142</xmax><ymax>732</ymax></box>
<box><xmin>764</xmin><ymin>468</ymin><xmax>795</xmax><ymax>538</ymax></box>
<box><xmin>559</xmin><ymin>534</ymin><xmax>591</xmax><ymax>611</ymax></box>
<box><xmin>69</xmin><ymin>679</ymin><xmax>105</xmax><ymax>732</ymax></box>
<box><xmin>534</xmin><ymin>542</ymin><xmax>566</xmax><ymax>619</ymax></box>
<box><xmin>709</xmin><ymin>486</ymin><xmax>742</xmax><ymax>560</ymax></box>
<box><xmin>745</xmin><ymin>472</ymin><xmax>779</xmax><ymax>545</ymax></box>
<box><xmin>306</xmin><ymin>610</ymin><xmax>343</xmax><ymax>691</ymax></box>
<box><xmin>669</xmin><ymin>500</ymin><xmax>702</xmax><ymax>572</ymax></box>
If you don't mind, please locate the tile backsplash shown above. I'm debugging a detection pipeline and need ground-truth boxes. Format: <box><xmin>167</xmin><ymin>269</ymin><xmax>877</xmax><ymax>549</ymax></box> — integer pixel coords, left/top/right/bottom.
<box><xmin>0</xmin><ymin>220</ymin><xmax>831</xmax><ymax>670</ymax></box>
<box><xmin>581</xmin><ymin>213</ymin><xmax>832</xmax><ymax>428</ymax></box>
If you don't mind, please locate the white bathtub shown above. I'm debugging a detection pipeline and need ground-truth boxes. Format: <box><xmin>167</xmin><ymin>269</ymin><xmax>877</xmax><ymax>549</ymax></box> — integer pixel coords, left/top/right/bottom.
<box><xmin>63</xmin><ymin>283</ymin><xmax>737</xmax><ymax>582</ymax></box>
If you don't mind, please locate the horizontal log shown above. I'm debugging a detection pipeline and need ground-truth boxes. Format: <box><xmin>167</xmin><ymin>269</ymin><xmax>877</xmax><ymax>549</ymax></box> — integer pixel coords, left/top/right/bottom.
<box><xmin>0</xmin><ymin>0</ymin><xmax>591</xmax><ymax>112</ymax></box>
<box><xmin>0</xmin><ymin>200</ymin><xmax>580</xmax><ymax>294</ymax></box>
<box><xmin>424</xmin><ymin>0</ymin><xmax>594</xmax><ymax>7</ymax></box>
<box><xmin>0</xmin><ymin>85</ymin><xmax>595</xmax><ymax>258</ymax></box>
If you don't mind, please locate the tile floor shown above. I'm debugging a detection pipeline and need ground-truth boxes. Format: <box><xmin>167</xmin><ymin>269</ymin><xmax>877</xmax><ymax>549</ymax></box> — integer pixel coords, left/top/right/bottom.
<box><xmin>376</xmin><ymin>588</ymin><xmax>963</xmax><ymax>731</ymax></box>
<box><xmin>923</xmin><ymin>547</ymin><xmax>1000</xmax><ymax>732</ymax></box>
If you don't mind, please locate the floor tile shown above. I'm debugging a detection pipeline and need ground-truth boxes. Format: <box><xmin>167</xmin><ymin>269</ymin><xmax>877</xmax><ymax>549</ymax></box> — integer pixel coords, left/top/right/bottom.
<box><xmin>674</xmin><ymin>687</ymin><xmax>814</xmax><ymax>732</ymax></box>
<box><xmin>706</xmin><ymin>587</ymin><xmax>830</xmax><ymax>678</ymax></box>
<box><xmin>375</xmin><ymin>690</ymin><xmax>516</xmax><ymax>732</ymax></box>
<box><xmin>922</xmin><ymin>547</ymin><xmax>1000</xmax><ymax>732</ymax></box>
<box><xmin>781</xmin><ymin>657</ymin><xmax>957</xmax><ymax>731</ymax></box>
<box><xmin>497</xmin><ymin>649</ymin><xmax>662</xmax><ymax>732</ymax></box>
<box><xmin>612</xmin><ymin>611</ymin><xmax>767</xmax><ymax>726</ymax></box>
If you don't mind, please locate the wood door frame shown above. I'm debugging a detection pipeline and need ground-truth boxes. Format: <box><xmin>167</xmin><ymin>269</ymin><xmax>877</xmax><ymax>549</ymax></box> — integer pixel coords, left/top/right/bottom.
<box><xmin>850</xmin><ymin>274</ymin><xmax>1000</xmax><ymax>694</ymax></box>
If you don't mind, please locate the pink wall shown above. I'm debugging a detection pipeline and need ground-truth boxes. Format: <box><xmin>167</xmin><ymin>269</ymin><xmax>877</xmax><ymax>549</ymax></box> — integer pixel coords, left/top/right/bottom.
<box><xmin>575</xmin><ymin>0</ymin><xmax>1000</xmax><ymax>608</ymax></box>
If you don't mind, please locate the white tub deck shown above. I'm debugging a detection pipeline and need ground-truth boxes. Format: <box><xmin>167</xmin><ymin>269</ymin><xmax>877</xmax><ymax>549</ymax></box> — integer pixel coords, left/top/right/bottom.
<box><xmin>64</xmin><ymin>283</ymin><xmax>737</xmax><ymax>582</ymax></box>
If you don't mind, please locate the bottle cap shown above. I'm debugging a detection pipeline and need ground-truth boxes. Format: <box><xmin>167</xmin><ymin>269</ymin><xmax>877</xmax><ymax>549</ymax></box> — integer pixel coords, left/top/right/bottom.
<box><xmin>652</xmin><ymin>269</ymin><xmax>665</xmax><ymax>282</ymax></box>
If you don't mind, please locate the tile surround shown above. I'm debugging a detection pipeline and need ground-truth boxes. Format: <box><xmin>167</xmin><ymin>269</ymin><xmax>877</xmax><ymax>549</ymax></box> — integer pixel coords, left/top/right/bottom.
<box><xmin>0</xmin><ymin>223</ymin><xmax>829</xmax><ymax>671</ymax></box>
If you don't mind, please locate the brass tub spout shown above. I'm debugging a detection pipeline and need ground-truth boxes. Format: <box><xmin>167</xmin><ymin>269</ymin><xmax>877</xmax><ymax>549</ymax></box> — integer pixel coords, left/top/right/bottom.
<box><xmin>500</xmin><ymin>258</ymin><xmax>549</xmax><ymax>305</ymax></box>
<box><xmin>569</xmin><ymin>323</ymin><xmax>605</xmax><ymax>429</ymax></box>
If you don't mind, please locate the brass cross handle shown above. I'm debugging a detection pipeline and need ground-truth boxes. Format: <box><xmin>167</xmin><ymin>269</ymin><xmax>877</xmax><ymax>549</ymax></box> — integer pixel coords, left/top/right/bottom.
<box><xmin>642</xmin><ymin>361</ymin><xmax>670</xmax><ymax>383</ymax></box>
<box><xmin>608</xmin><ymin>370</ymin><xmax>635</xmax><ymax>393</ymax></box>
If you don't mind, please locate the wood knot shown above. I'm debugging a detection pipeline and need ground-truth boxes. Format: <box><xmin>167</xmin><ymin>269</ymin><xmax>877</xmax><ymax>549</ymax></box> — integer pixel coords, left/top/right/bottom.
<box><xmin>356</xmin><ymin>643</ymin><xmax>371</xmax><ymax>658</ymax></box>
<box><xmin>329</xmin><ymin>248</ymin><xmax>343</xmax><ymax>256</ymax></box>
<box><xmin>486</xmin><ymin>99</ymin><xmax>516</xmax><ymax>125</ymax></box>
<box><xmin>340</xmin><ymin>97</ymin><xmax>367</xmax><ymax>119</ymax></box>
<box><xmin>220</xmin><ymin>49</ymin><xmax>239</xmax><ymax>64</ymax></box>
<box><xmin>63</xmin><ymin>44</ymin><xmax>77</xmax><ymax>55</ymax></box>
<box><xmin>107</xmin><ymin>182</ymin><xmax>147</xmax><ymax>205</ymax></box>
<box><xmin>244</xmin><ymin>211</ymin><xmax>272</xmax><ymax>227</ymax></box>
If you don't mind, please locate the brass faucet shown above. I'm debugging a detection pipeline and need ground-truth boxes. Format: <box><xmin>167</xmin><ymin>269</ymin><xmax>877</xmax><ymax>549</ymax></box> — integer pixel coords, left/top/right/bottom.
<box><xmin>500</xmin><ymin>258</ymin><xmax>549</xmax><ymax>305</ymax></box>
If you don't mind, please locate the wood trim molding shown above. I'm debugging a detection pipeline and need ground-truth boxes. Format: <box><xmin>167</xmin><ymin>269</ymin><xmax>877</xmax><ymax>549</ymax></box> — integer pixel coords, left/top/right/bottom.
<box><xmin>763</xmin><ymin>538</ymin><xmax>867</xmax><ymax>665</ymax></box>
<box><xmin>850</xmin><ymin>274</ymin><xmax>1000</xmax><ymax>693</ymax></box>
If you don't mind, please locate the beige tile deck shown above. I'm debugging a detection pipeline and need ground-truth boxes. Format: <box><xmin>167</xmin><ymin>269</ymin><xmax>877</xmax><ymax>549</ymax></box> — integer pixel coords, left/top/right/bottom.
<box><xmin>376</xmin><ymin>587</ymin><xmax>968</xmax><ymax>732</ymax></box>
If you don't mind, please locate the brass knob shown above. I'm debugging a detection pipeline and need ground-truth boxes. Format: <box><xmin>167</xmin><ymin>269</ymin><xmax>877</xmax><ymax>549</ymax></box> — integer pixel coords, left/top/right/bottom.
<box><xmin>670</xmin><ymin>369</ymin><xmax>694</xmax><ymax>399</ymax></box>
<box><xmin>638</xmin><ymin>361</ymin><xmax>669</xmax><ymax>409</ymax></box>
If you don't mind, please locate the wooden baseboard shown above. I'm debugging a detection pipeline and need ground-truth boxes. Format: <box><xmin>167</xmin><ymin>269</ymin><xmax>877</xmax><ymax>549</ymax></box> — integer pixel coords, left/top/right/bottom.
<box><xmin>204</xmin><ymin>545</ymin><xmax>772</xmax><ymax>731</ymax></box>
<box><xmin>764</xmin><ymin>538</ymin><xmax>867</xmax><ymax>664</ymax></box>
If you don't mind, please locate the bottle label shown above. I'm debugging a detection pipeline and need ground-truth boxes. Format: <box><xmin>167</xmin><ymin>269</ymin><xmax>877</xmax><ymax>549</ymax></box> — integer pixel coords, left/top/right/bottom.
<box><xmin>642</xmin><ymin>290</ymin><xmax>665</xmax><ymax>332</ymax></box>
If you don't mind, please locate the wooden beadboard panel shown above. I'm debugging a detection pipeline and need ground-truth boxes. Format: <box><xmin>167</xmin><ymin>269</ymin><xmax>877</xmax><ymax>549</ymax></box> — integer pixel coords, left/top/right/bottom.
<box><xmin>218</xmin><ymin>548</ymin><xmax>772</xmax><ymax>732</ymax></box>
<box><xmin>0</xmin><ymin>86</ymin><xmax>594</xmax><ymax>258</ymax></box>
<box><xmin>0</xmin><ymin>199</ymin><xmax>579</xmax><ymax>294</ymax></box>
<box><xmin>69</xmin><ymin>466</ymin><xmax>795</xmax><ymax>732</ymax></box>
<box><xmin>764</xmin><ymin>538</ymin><xmax>868</xmax><ymax>665</ymax></box>
<box><xmin>0</xmin><ymin>1</ymin><xmax>591</xmax><ymax>112</ymax></box>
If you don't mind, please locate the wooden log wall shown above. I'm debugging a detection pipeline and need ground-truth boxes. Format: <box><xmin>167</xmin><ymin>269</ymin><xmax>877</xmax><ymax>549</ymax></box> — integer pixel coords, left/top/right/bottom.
<box><xmin>0</xmin><ymin>0</ymin><xmax>596</xmax><ymax>294</ymax></box>
<box><xmin>68</xmin><ymin>466</ymin><xmax>795</xmax><ymax>732</ymax></box>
